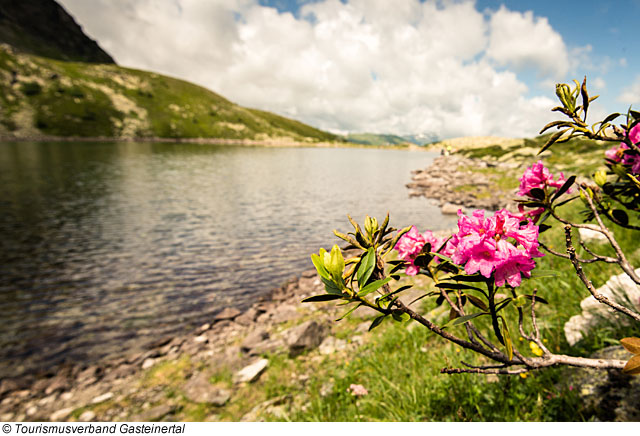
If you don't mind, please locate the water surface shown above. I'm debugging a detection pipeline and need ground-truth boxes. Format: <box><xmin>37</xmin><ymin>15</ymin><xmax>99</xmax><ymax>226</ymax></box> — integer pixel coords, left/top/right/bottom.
<box><xmin>0</xmin><ymin>141</ymin><xmax>456</xmax><ymax>377</ymax></box>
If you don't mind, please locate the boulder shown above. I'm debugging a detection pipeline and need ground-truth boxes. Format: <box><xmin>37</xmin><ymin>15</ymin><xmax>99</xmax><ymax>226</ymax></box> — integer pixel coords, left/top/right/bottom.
<box><xmin>213</xmin><ymin>307</ymin><xmax>241</xmax><ymax>322</ymax></box>
<box><xmin>233</xmin><ymin>359</ymin><xmax>268</xmax><ymax>384</ymax></box>
<box><xmin>182</xmin><ymin>374</ymin><xmax>231</xmax><ymax>406</ymax></box>
<box><xmin>286</xmin><ymin>321</ymin><xmax>327</xmax><ymax>357</ymax></box>
<box><xmin>241</xmin><ymin>328</ymin><xmax>270</xmax><ymax>353</ymax></box>
<box><xmin>270</xmin><ymin>304</ymin><xmax>299</xmax><ymax>324</ymax></box>
<box><xmin>235</xmin><ymin>308</ymin><xmax>260</xmax><ymax>326</ymax></box>
<box><xmin>564</xmin><ymin>268</ymin><xmax>640</xmax><ymax>345</ymax></box>
<box><xmin>578</xmin><ymin>228</ymin><xmax>608</xmax><ymax>244</ymax></box>
<box><xmin>50</xmin><ymin>407</ymin><xmax>74</xmax><ymax>421</ymax></box>
<box><xmin>567</xmin><ymin>346</ymin><xmax>640</xmax><ymax>421</ymax></box>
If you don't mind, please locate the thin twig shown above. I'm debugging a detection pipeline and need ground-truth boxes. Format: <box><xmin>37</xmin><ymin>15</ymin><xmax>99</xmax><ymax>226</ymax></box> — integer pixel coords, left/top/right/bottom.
<box><xmin>564</xmin><ymin>226</ymin><xmax>640</xmax><ymax>322</ymax></box>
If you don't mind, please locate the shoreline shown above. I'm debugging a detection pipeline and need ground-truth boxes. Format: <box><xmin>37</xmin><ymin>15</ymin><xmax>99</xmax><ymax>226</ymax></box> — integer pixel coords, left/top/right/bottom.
<box><xmin>0</xmin><ymin>135</ymin><xmax>424</xmax><ymax>151</ymax></box>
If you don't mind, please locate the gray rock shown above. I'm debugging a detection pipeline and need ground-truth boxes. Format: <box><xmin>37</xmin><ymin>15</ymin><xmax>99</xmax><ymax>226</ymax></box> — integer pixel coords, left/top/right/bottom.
<box><xmin>578</xmin><ymin>228</ymin><xmax>608</xmax><ymax>243</ymax></box>
<box><xmin>235</xmin><ymin>308</ymin><xmax>260</xmax><ymax>326</ymax></box>
<box><xmin>286</xmin><ymin>321</ymin><xmax>327</xmax><ymax>357</ymax></box>
<box><xmin>132</xmin><ymin>404</ymin><xmax>176</xmax><ymax>421</ymax></box>
<box><xmin>241</xmin><ymin>328</ymin><xmax>270</xmax><ymax>353</ymax></box>
<box><xmin>233</xmin><ymin>359</ymin><xmax>269</xmax><ymax>384</ymax></box>
<box><xmin>182</xmin><ymin>374</ymin><xmax>230</xmax><ymax>406</ymax></box>
<box><xmin>568</xmin><ymin>346</ymin><xmax>640</xmax><ymax>421</ymax></box>
<box><xmin>249</xmin><ymin>338</ymin><xmax>286</xmax><ymax>356</ymax></box>
<box><xmin>44</xmin><ymin>375</ymin><xmax>69</xmax><ymax>395</ymax></box>
<box><xmin>214</xmin><ymin>307</ymin><xmax>241</xmax><ymax>322</ymax></box>
<box><xmin>271</xmin><ymin>304</ymin><xmax>299</xmax><ymax>324</ymax></box>
<box><xmin>318</xmin><ymin>336</ymin><xmax>347</xmax><ymax>355</ymax></box>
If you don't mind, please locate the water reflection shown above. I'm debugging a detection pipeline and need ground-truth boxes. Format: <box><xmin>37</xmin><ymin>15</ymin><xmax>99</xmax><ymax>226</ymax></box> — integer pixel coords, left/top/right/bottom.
<box><xmin>0</xmin><ymin>141</ymin><xmax>457</xmax><ymax>377</ymax></box>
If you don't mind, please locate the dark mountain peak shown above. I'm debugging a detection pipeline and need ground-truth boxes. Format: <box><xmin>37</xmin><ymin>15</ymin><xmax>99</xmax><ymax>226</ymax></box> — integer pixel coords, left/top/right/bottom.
<box><xmin>0</xmin><ymin>0</ymin><xmax>114</xmax><ymax>64</ymax></box>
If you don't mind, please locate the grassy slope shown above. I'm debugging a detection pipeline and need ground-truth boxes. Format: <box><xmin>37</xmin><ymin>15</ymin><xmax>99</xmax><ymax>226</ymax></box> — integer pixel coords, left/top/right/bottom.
<box><xmin>0</xmin><ymin>45</ymin><xmax>338</xmax><ymax>142</ymax></box>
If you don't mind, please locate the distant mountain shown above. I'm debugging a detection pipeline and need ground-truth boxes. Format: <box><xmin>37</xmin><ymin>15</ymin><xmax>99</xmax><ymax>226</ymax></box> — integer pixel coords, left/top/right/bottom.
<box><xmin>0</xmin><ymin>0</ymin><xmax>114</xmax><ymax>64</ymax></box>
<box><xmin>345</xmin><ymin>133</ymin><xmax>420</xmax><ymax>146</ymax></box>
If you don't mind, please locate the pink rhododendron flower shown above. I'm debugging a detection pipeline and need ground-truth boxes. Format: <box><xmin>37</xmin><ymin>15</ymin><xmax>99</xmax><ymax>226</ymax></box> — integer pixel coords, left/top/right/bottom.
<box><xmin>348</xmin><ymin>384</ymin><xmax>368</xmax><ymax>396</ymax></box>
<box><xmin>604</xmin><ymin>124</ymin><xmax>640</xmax><ymax>174</ymax></box>
<box><xmin>446</xmin><ymin>209</ymin><xmax>543</xmax><ymax>286</ymax></box>
<box><xmin>518</xmin><ymin>161</ymin><xmax>568</xmax><ymax>197</ymax></box>
<box><xmin>394</xmin><ymin>226</ymin><xmax>440</xmax><ymax>276</ymax></box>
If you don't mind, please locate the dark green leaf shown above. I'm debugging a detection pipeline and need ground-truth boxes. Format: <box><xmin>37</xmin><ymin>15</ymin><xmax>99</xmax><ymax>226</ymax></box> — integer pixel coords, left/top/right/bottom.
<box><xmin>601</xmin><ymin>112</ymin><xmax>621</xmax><ymax>125</ymax></box>
<box><xmin>494</xmin><ymin>298</ymin><xmax>512</xmax><ymax>312</ymax></box>
<box><xmin>391</xmin><ymin>310</ymin><xmax>410</xmax><ymax>322</ymax></box>
<box><xmin>539</xmin><ymin>120</ymin><xmax>571</xmax><ymax>134</ymax></box>
<box><xmin>538</xmin><ymin>129</ymin><xmax>568</xmax><ymax>155</ymax></box>
<box><xmin>528</xmin><ymin>188</ymin><xmax>546</xmax><ymax>201</ymax></box>
<box><xmin>538</xmin><ymin>224</ymin><xmax>552</xmax><ymax>233</ymax></box>
<box><xmin>369</xmin><ymin>315</ymin><xmax>386</xmax><ymax>331</ymax></box>
<box><xmin>612</xmin><ymin>209</ymin><xmax>629</xmax><ymax>226</ymax></box>
<box><xmin>436</xmin><ymin>282</ymin><xmax>486</xmax><ymax>293</ymax></box>
<box><xmin>302</xmin><ymin>294</ymin><xmax>345</xmax><ymax>303</ymax></box>
<box><xmin>523</xmin><ymin>294</ymin><xmax>549</xmax><ymax>305</ymax></box>
<box><xmin>443</xmin><ymin>312</ymin><xmax>487</xmax><ymax>328</ymax></box>
<box><xmin>357</xmin><ymin>247</ymin><xmax>376</xmax><ymax>286</ymax></box>
<box><xmin>335</xmin><ymin>303</ymin><xmax>362</xmax><ymax>321</ymax></box>
<box><xmin>530</xmin><ymin>270</ymin><xmax>557</xmax><ymax>279</ymax></box>
<box><xmin>448</xmin><ymin>274</ymin><xmax>488</xmax><ymax>283</ymax></box>
<box><xmin>464</xmin><ymin>294</ymin><xmax>488</xmax><ymax>311</ymax></box>
<box><xmin>630</xmin><ymin>110</ymin><xmax>640</xmax><ymax>122</ymax></box>
<box><xmin>551</xmin><ymin>175</ymin><xmax>576</xmax><ymax>202</ymax></box>
<box><xmin>321</xmin><ymin>277</ymin><xmax>342</xmax><ymax>294</ymax></box>
<box><xmin>357</xmin><ymin>277</ymin><xmax>392</xmax><ymax>297</ymax></box>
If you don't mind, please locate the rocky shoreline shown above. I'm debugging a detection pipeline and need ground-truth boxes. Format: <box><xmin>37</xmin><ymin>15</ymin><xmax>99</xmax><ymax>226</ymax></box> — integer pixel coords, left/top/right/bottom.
<box><xmin>406</xmin><ymin>154</ymin><xmax>518</xmax><ymax>214</ymax></box>
<box><xmin>0</xmin><ymin>269</ymin><xmax>387</xmax><ymax>422</ymax></box>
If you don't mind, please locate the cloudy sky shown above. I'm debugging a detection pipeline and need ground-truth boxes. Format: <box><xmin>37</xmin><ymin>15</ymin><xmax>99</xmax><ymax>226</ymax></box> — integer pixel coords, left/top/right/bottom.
<box><xmin>58</xmin><ymin>0</ymin><xmax>639</xmax><ymax>140</ymax></box>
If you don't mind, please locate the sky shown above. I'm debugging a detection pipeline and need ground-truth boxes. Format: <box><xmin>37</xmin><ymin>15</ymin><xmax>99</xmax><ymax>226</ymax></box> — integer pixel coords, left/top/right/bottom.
<box><xmin>57</xmin><ymin>0</ymin><xmax>640</xmax><ymax>140</ymax></box>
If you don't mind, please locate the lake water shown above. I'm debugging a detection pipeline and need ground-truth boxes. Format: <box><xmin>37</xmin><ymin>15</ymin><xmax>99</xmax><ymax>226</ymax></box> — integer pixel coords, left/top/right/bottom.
<box><xmin>0</xmin><ymin>141</ymin><xmax>457</xmax><ymax>378</ymax></box>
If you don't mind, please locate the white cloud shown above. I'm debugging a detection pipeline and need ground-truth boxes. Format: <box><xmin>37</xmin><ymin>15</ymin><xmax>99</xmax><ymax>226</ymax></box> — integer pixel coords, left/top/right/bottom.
<box><xmin>58</xmin><ymin>0</ymin><xmax>569</xmax><ymax>139</ymax></box>
<box><xmin>486</xmin><ymin>6</ymin><xmax>569</xmax><ymax>79</ymax></box>
<box><xmin>617</xmin><ymin>75</ymin><xmax>640</xmax><ymax>105</ymax></box>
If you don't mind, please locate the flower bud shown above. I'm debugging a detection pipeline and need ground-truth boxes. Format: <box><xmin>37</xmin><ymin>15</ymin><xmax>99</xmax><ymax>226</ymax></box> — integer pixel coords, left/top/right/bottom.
<box><xmin>594</xmin><ymin>169</ymin><xmax>607</xmax><ymax>187</ymax></box>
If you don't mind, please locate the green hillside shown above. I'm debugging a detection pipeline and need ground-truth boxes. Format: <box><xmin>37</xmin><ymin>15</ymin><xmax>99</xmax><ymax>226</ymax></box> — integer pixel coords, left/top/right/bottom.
<box><xmin>0</xmin><ymin>44</ymin><xmax>339</xmax><ymax>142</ymax></box>
<box><xmin>345</xmin><ymin>132</ymin><xmax>416</xmax><ymax>146</ymax></box>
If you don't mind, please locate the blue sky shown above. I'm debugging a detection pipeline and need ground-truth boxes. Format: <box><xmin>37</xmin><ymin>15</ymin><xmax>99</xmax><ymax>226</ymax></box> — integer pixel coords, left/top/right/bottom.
<box><xmin>59</xmin><ymin>0</ymin><xmax>640</xmax><ymax>139</ymax></box>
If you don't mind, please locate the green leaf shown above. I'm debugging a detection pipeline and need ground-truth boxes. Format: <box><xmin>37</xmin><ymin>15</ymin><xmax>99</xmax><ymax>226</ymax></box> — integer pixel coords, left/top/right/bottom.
<box><xmin>431</xmin><ymin>252</ymin><xmax>454</xmax><ymax>263</ymax></box>
<box><xmin>302</xmin><ymin>294</ymin><xmax>345</xmax><ymax>303</ymax></box>
<box><xmin>464</xmin><ymin>294</ymin><xmax>488</xmax><ymax>311</ymax></box>
<box><xmin>611</xmin><ymin>209</ymin><xmax>629</xmax><ymax>226</ymax></box>
<box><xmin>321</xmin><ymin>276</ymin><xmax>343</xmax><ymax>295</ymax></box>
<box><xmin>601</xmin><ymin>112</ymin><xmax>620</xmax><ymax>125</ymax></box>
<box><xmin>443</xmin><ymin>312</ymin><xmax>487</xmax><ymax>328</ymax></box>
<box><xmin>391</xmin><ymin>310</ymin><xmax>410</xmax><ymax>322</ymax></box>
<box><xmin>630</xmin><ymin>110</ymin><xmax>640</xmax><ymax>122</ymax></box>
<box><xmin>358</xmin><ymin>277</ymin><xmax>392</xmax><ymax>297</ymax></box>
<box><xmin>311</xmin><ymin>252</ymin><xmax>331</xmax><ymax>281</ymax></box>
<box><xmin>523</xmin><ymin>294</ymin><xmax>549</xmax><ymax>305</ymax></box>
<box><xmin>448</xmin><ymin>274</ymin><xmax>488</xmax><ymax>283</ymax></box>
<box><xmin>357</xmin><ymin>247</ymin><xmax>376</xmax><ymax>286</ymax></box>
<box><xmin>551</xmin><ymin>175</ymin><xmax>576</xmax><ymax>202</ymax></box>
<box><xmin>369</xmin><ymin>315</ymin><xmax>386</xmax><ymax>331</ymax></box>
<box><xmin>528</xmin><ymin>188</ymin><xmax>546</xmax><ymax>201</ymax></box>
<box><xmin>501</xmin><ymin>317</ymin><xmax>513</xmax><ymax>361</ymax></box>
<box><xmin>623</xmin><ymin>355</ymin><xmax>640</xmax><ymax>375</ymax></box>
<box><xmin>436</xmin><ymin>282</ymin><xmax>486</xmax><ymax>293</ymax></box>
<box><xmin>328</xmin><ymin>244</ymin><xmax>345</xmax><ymax>282</ymax></box>
<box><xmin>538</xmin><ymin>129</ymin><xmax>568</xmax><ymax>155</ymax></box>
<box><xmin>335</xmin><ymin>303</ymin><xmax>362</xmax><ymax>321</ymax></box>
<box><xmin>621</xmin><ymin>337</ymin><xmax>640</xmax><ymax>355</ymax></box>
<box><xmin>494</xmin><ymin>298</ymin><xmax>512</xmax><ymax>312</ymax></box>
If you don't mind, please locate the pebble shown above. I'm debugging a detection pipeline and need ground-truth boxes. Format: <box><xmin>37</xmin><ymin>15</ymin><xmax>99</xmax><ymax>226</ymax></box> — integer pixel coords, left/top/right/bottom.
<box><xmin>79</xmin><ymin>410</ymin><xmax>96</xmax><ymax>422</ymax></box>
<box><xmin>50</xmin><ymin>407</ymin><xmax>74</xmax><ymax>421</ymax></box>
<box><xmin>91</xmin><ymin>392</ymin><xmax>114</xmax><ymax>404</ymax></box>
<box><xmin>141</xmin><ymin>358</ymin><xmax>156</xmax><ymax>370</ymax></box>
<box><xmin>233</xmin><ymin>359</ymin><xmax>269</xmax><ymax>384</ymax></box>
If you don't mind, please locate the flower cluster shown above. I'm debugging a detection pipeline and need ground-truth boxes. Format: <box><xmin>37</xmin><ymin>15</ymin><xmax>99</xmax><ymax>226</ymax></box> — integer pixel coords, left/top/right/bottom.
<box><xmin>516</xmin><ymin>161</ymin><xmax>569</xmax><ymax>221</ymax></box>
<box><xmin>518</xmin><ymin>160</ymin><xmax>568</xmax><ymax>197</ymax></box>
<box><xmin>604</xmin><ymin>124</ymin><xmax>640</xmax><ymax>174</ymax></box>
<box><xmin>395</xmin><ymin>209</ymin><xmax>543</xmax><ymax>287</ymax></box>
<box><xmin>394</xmin><ymin>226</ymin><xmax>440</xmax><ymax>276</ymax></box>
